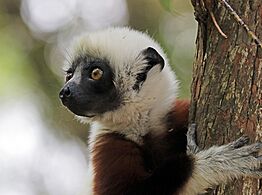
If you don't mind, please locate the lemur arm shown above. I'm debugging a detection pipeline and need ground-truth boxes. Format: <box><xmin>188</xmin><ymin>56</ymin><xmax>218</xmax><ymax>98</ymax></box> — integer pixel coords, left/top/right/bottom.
<box><xmin>182</xmin><ymin>124</ymin><xmax>262</xmax><ymax>195</ymax></box>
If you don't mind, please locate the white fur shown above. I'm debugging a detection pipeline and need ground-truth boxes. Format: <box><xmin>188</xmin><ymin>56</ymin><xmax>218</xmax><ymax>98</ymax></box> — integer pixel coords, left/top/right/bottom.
<box><xmin>67</xmin><ymin>27</ymin><xmax>179</xmax><ymax>144</ymax></box>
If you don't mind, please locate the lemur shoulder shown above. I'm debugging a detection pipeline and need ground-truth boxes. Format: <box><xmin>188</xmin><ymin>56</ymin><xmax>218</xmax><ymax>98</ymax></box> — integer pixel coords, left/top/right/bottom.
<box><xmin>59</xmin><ymin>27</ymin><xmax>262</xmax><ymax>195</ymax></box>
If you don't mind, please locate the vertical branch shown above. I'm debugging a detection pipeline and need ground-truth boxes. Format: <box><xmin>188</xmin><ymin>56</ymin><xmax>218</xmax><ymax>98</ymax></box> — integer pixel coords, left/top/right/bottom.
<box><xmin>190</xmin><ymin>0</ymin><xmax>262</xmax><ymax>194</ymax></box>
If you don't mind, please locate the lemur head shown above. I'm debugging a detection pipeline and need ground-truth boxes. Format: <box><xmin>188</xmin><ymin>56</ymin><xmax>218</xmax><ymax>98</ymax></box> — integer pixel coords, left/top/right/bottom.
<box><xmin>59</xmin><ymin>27</ymin><xmax>178</xmax><ymax>135</ymax></box>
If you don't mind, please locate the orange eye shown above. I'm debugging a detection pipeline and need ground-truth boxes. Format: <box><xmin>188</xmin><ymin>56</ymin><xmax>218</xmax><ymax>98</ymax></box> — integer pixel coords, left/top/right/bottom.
<box><xmin>91</xmin><ymin>68</ymin><xmax>103</xmax><ymax>80</ymax></box>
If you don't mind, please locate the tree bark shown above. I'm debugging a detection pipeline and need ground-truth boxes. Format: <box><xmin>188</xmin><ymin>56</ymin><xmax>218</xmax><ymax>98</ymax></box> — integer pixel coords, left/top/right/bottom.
<box><xmin>190</xmin><ymin>0</ymin><xmax>262</xmax><ymax>194</ymax></box>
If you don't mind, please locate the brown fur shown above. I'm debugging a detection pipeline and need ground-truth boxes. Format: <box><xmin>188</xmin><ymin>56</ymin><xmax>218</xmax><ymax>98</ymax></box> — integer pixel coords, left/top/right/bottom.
<box><xmin>93</xmin><ymin>133</ymin><xmax>150</xmax><ymax>195</ymax></box>
<box><xmin>170</xmin><ymin>99</ymin><xmax>190</xmax><ymax>130</ymax></box>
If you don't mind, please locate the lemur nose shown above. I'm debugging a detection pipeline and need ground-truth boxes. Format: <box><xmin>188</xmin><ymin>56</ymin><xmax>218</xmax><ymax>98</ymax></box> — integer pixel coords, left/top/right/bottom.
<box><xmin>59</xmin><ymin>86</ymin><xmax>71</xmax><ymax>100</ymax></box>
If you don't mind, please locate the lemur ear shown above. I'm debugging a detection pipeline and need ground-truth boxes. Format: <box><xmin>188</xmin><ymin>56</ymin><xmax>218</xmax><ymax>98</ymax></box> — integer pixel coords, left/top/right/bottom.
<box><xmin>133</xmin><ymin>47</ymin><xmax>165</xmax><ymax>91</ymax></box>
<box><xmin>142</xmin><ymin>47</ymin><xmax>165</xmax><ymax>71</ymax></box>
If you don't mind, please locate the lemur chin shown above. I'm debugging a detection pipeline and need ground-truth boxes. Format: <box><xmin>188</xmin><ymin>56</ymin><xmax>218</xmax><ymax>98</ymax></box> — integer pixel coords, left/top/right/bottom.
<box><xmin>59</xmin><ymin>27</ymin><xmax>262</xmax><ymax>195</ymax></box>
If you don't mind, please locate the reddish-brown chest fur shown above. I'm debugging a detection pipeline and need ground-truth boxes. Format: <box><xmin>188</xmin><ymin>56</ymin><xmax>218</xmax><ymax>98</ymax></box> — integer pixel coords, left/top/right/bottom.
<box><xmin>92</xmin><ymin>133</ymin><xmax>150</xmax><ymax>195</ymax></box>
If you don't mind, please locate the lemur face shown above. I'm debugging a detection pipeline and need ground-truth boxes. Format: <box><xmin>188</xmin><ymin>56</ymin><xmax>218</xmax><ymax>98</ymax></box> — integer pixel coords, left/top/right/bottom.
<box><xmin>59</xmin><ymin>55</ymin><xmax>120</xmax><ymax>117</ymax></box>
<box><xmin>59</xmin><ymin>27</ymin><xmax>178</xmax><ymax>120</ymax></box>
<box><xmin>59</xmin><ymin>47</ymin><xmax>164</xmax><ymax>117</ymax></box>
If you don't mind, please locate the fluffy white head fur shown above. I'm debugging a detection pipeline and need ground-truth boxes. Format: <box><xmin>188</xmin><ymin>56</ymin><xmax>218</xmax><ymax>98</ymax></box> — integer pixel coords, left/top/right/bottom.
<box><xmin>66</xmin><ymin>27</ymin><xmax>179</xmax><ymax>144</ymax></box>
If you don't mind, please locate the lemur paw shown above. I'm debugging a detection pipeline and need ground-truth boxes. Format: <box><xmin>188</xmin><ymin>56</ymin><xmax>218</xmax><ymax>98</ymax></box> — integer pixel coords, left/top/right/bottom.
<box><xmin>228</xmin><ymin>135</ymin><xmax>250</xmax><ymax>149</ymax></box>
<box><xmin>187</xmin><ymin>123</ymin><xmax>200</xmax><ymax>154</ymax></box>
<box><xmin>226</xmin><ymin>138</ymin><xmax>262</xmax><ymax>178</ymax></box>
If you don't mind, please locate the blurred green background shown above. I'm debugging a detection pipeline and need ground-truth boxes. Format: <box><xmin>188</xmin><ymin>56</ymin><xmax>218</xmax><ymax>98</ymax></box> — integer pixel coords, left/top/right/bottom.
<box><xmin>0</xmin><ymin>0</ymin><xmax>196</xmax><ymax>194</ymax></box>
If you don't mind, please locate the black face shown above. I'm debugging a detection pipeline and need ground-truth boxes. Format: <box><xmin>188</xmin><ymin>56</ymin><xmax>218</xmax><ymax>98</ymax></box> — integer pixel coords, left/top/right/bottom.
<box><xmin>59</xmin><ymin>56</ymin><xmax>120</xmax><ymax>117</ymax></box>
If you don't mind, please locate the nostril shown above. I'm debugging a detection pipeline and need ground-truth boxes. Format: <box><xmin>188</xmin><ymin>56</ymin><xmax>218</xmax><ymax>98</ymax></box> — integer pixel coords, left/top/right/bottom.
<box><xmin>59</xmin><ymin>86</ymin><xmax>71</xmax><ymax>100</ymax></box>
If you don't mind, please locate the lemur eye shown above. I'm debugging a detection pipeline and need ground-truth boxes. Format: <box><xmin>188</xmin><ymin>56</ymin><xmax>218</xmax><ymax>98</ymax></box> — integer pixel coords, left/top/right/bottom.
<box><xmin>65</xmin><ymin>69</ymin><xmax>73</xmax><ymax>82</ymax></box>
<box><xmin>91</xmin><ymin>68</ymin><xmax>103</xmax><ymax>80</ymax></box>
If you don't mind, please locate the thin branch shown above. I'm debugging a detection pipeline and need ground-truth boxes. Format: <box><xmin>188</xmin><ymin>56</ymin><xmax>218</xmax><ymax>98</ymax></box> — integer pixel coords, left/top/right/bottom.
<box><xmin>203</xmin><ymin>0</ymin><xmax>228</xmax><ymax>38</ymax></box>
<box><xmin>219</xmin><ymin>0</ymin><xmax>262</xmax><ymax>49</ymax></box>
<box><xmin>209</xmin><ymin>11</ymin><xmax>228</xmax><ymax>38</ymax></box>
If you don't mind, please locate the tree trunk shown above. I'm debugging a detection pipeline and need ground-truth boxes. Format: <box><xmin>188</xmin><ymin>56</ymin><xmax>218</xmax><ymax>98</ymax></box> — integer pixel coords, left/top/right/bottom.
<box><xmin>189</xmin><ymin>0</ymin><xmax>262</xmax><ymax>194</ymax></box>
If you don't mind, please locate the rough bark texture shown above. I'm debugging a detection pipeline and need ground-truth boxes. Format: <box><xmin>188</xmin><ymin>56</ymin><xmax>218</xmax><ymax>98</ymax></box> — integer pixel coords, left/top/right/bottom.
<box><xmin>190</xmin><ymin>0</ymin><xmax>262</xmax><ymax>194</ymax></box>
